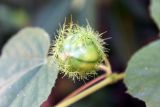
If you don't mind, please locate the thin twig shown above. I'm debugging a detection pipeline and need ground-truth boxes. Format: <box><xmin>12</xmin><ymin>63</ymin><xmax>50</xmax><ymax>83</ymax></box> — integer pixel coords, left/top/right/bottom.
<box><xmin>63</xmin><ymin>74</ymin><xmax>106</xmax><ymax>100</ymax></box>
<box><xmin>104</xmin><ymin>57</ymin><xmax>112</xmax><ymax>75</ymax></box>
<box><xmin>55</xmin><ymin>73</ymin><xmax>125</xmax><ymax>107</ymax></box>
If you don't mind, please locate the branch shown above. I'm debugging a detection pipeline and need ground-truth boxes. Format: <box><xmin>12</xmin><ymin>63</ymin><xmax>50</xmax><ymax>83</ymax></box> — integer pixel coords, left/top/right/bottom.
<box><xmin>55</xmin><ymin>73</ymin><xmax>125</xmax><ymax>107</ymax></box>
<box><xmin>63</xmin><ymin>74</ymin><xmax>106</xmax><ymax>100</ymax></box>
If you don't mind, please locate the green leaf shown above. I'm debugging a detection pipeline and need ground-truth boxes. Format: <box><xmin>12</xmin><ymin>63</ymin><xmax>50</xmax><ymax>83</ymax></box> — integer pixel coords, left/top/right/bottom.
<box><xmin>124</xmin><ymin>39</ymin><xmax>160</xmax><ymax>107</ymax></box>
<box><xmin>0</xmin><ymin>28</ymin><xmax>58</xmax><ymax>107</ymax></box>
<box><xmin>150</xmin><ymin>0</ymin><xmax>160</xmax><ymax>30</ymax></box>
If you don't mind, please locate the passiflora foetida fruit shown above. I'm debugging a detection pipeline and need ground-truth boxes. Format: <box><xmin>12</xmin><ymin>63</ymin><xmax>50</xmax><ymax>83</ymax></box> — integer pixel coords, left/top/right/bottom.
<box><xmin>48</xmin><ymin>21</ymin><xmax>107</xmax><ymax>80</ymax></box>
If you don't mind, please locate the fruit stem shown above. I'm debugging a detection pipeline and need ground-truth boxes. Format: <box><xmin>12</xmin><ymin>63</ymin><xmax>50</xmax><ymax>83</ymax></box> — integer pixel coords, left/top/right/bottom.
<box><xmin>55</xmin><ymin>73</ymin><xmax>125</xmax><ymax>107</ymax></box>
<box><xmin>62</xmin><ymin>74</ymin><xmax>106</xmax><ymax>100</ymax></box>
<box><xmin>104</xmin><ymin>57</ymin><xmax>112</xmax><ymax>75</ymax></box>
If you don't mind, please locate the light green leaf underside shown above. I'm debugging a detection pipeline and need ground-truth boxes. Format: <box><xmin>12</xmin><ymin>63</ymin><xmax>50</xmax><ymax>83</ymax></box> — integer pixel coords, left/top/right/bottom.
<box><xmin>0</xmin><ymin>28</ymin><xmax>58</xmax><ymax>107</ymax></box>
<box><xmin>124</xmin><ymin>39</ymin><xmax>160</xmax><ymax>107</ymax></box>
<box><xmin>150</xmin><ymin>0</ymin><xmax>160</xmax><ymax>30</ymax></box>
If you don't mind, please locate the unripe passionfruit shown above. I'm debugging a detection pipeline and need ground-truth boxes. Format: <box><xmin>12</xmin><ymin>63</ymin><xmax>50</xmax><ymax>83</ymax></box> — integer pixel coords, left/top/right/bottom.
<box><xmin>50</xmin><ymin>22</ymin><xmax>106</xmax><ymax>80</ymax></box>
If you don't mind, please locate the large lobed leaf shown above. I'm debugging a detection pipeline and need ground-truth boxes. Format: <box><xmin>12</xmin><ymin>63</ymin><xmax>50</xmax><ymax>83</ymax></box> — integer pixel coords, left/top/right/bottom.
<box><xmin>0</xmin><ymin>28</ymin><xmax>58</xmax><ymax>107</ymax></box>
<box><xmin>124</xmin><ymin>39</ymin><xmax>160</xmax><ymax>107</ymax></box>
<box><xmin>150</xmin><ymin>0</ymin><xmax>160</xmax><ymax>30</ymax></box>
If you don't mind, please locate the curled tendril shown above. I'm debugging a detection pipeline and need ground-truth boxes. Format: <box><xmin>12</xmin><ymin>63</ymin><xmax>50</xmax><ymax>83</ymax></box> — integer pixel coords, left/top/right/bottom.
<box><xmin>48</xmin><ymin>20</ymin><xmax>108</xmax><ymax>80</ymax></box>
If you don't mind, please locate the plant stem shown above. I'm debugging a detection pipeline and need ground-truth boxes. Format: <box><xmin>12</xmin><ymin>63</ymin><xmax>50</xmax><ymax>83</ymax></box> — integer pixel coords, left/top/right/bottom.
<box><xmin>63</xmin><ymin>74</ymin><xmax>106</xmax><ymax>100</ymax></box>
<box><xmin>104</xmin><ymin>57</ymin><xmax>112</xmax><ymax>75</ymax></box>
<box><xmin>55</xmin><ymin>73</ymin><xmax>125</xmax><ymax>107</ymax></box>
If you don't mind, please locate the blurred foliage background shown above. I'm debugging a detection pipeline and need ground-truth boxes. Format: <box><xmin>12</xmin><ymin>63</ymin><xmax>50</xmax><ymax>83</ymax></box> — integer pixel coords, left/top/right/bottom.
<box><xmin>0</xmin><ymin>0</ymin><xmax>159</xmax><ymax>107</ymax></box>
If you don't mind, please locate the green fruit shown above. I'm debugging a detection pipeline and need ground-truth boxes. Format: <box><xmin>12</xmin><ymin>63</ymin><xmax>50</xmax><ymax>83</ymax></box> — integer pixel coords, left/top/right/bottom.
<box><xmin>51</xmin><ymin>22</ymin><xmax>106</xmax><ymax>80</ymax></box>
